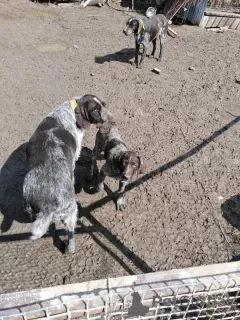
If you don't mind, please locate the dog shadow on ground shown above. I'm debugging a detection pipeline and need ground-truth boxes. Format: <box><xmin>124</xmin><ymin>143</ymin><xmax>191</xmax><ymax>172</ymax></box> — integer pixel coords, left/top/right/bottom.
<box><xmin>95</xmin><ymin>48</ymin><xmax>135</xmax><ymax>65</ymax></box>
<box><xmin>221</xmin><ymin>194</ymin><xmax>240</xmax><ymax>229</ymax></box>
<box><xmin>221</xmin><ymin>194</ymin><xmax>240</xmax><ymax>261</ymax></box>
<box><xmin>0</xmin><ymin>143</ymin><xmax>30</xmax><ymax>233</ymax></box>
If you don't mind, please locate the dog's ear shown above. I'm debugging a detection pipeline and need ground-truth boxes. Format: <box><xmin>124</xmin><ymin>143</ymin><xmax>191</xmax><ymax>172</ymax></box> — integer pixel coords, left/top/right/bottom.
<box><xmin>75</xmin><ymin>95</ymin><xmax>108</xmax><ymax>128</ymax></box>
<box><xmin>138</xmin><ymin>156</ymin><xmax>146</xmax><ymax>174</ymax></box>
<box><xmin>87</xmin><ymin>97</ymin><xmax>108</xmax><ymax>124</ymax></box>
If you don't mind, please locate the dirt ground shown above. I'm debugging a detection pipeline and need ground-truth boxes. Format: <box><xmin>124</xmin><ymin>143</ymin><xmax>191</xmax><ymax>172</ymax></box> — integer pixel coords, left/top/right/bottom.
<box><xmin>0</xmin><ymin>0</ymin><xmax>240</xmax><ymax>295</ymax></box>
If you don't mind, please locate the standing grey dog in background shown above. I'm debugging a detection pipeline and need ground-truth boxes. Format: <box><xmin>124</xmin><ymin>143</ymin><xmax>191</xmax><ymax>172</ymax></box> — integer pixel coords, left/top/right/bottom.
<box><xmin>123</xmin><ymin>14</ymin><xmax>168</xmax><ymax>68</ymax></box>
<box><xmin>23</xmin><ymin>95</ymin><xmax>109</xmax><ymax>253</ymax></box>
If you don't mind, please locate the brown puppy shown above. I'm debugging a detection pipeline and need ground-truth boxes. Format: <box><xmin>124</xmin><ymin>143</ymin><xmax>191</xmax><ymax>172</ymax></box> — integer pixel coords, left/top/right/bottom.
<box><xmin>90</xmin><ymin>119</ymin><xmax>145</xmax><ymax>210</ymax></box>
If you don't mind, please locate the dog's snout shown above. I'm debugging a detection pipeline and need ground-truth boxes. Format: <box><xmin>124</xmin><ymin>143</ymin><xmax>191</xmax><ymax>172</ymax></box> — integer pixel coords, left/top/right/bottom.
<box><xmin>122</xmin><ymin>175</ymin><xmax>129</xmax><ymax>181</ymax></box>
<box><xmin>123</xmin><ymin>28</ymin><xmax>130</xmax><ymax>36</ymax></box>
<box><xmin>122</xmin><ymin>169</ymin><xmax>131</xmax><ymax>181</ymax></box>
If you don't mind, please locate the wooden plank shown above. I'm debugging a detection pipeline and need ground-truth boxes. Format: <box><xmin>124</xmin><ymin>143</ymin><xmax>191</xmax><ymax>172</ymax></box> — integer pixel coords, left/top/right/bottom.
<box><xmin>212</xmin><ymin>16</ymin><xmax>223</xmax><ymax>27</ymax></box>
<box><xmin>199</xmin><ymin>15</ymin><xmax>209</xmax><ymax>27</ymax></box>
<box><xmin>237</xmin><ymin>19</ymin><xmax>240</xmax><ymax>29</ymax></box>
<box><xmin>206</xmin><ymin>16</ymin><xmax>216</xmax><ymax>27</ymax></box>
<box><xmin>205</xmin><ymin>9</ymin><xmax>240</xmax><ymax>18</ymax></box>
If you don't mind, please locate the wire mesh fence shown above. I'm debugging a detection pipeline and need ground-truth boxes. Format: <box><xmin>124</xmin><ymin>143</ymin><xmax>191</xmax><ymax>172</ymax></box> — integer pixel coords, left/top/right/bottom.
<box><xmin>1</xmin><ymin>262</ymin><xmax>240</xmax><ymax>320</ymax></box>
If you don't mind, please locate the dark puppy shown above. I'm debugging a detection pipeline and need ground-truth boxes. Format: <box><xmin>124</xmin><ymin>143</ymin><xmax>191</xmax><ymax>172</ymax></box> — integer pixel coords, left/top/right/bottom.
<box><xmin>90</xmin><ymin>119</ymin><xmax>145</xmax><ymax>210</ymax></box>
<box><xmin>23</xmin><ymin>95</ymin><xmax>109</xmax><ymax>253</ymax></box>
<box><xmin>123</xmin><ymin>14</ymin><xmax>168</xmax><ymax>68</ymax></box>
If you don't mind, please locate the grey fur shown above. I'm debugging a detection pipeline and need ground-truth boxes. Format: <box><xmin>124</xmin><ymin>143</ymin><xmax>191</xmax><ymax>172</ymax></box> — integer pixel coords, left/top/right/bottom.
<box><xmin>123</xmin><ymin>14</ymin><xmax>168</xmax><ymax>68</ymax></box>
<box><xmin>23</xmin><ymin>95</ymin><xmax>108</xmax><ymax>253</ymax></box>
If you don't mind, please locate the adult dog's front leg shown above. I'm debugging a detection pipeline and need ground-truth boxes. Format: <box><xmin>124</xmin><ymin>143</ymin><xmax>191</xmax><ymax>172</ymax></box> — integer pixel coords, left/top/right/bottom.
<box><xmin>157</xmin><ymin>31</ymin><xmax>165</xmax><ymax>62</ymax></box>
<box><xmin>134</xmin><ymin>41</ymin><xmax>140</xmax><ymax>67</ymax></box>
<box><xmin>87</xmin><ymin>147</ymin><xmax>97</xmax><ymax>182</ymax></box>
<box><xmin>116</xmin><ymin>180</ymin><xmax>128</xmax><ymax>211</ymax></box>
<box><xmin>138</xmin><ymin>43</ymin><xmax>147</xmax><ymax>68</ymax></box>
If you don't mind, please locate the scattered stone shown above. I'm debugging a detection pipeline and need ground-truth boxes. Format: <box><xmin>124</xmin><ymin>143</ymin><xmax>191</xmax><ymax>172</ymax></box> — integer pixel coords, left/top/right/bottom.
<box><xmin>235</xmin><ymin>73</ymin><xmax>240</xmax><ymax>84</ymax></box>
<box><xmin>85</xmin><ymin>26</ymin><xmax>90</xmax><ymax>29</ymax></box>
<box><xmin>73</xmin><ymin>44</ymin><xmax>78</xmax><ymax>49</ymax></box>
<box><xmin>217</xmin><ymin>26</ymin><xmax>229</xmax><ymax>33</ymax></box>
<box><xmin>152</xmin><ymin>68</ymin><xmax>161</xmax><ymax>74</ymax></box>
<box><xmin>90</xmin><ymin>73</ymin><xmax>95</xmax><ymax>76</ymax></box>
<box><xmin>189</xmin><ymin>66</ymin><xmax>195</xmax><ymax>71</ymax></box>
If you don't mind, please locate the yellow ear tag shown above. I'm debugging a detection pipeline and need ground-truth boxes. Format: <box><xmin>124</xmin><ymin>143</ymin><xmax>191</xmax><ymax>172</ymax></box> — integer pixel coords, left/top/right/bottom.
<box><xmin>70</xmin><ymin>98</ymin><xmax>77</xmax><ymax>110</ymax></box>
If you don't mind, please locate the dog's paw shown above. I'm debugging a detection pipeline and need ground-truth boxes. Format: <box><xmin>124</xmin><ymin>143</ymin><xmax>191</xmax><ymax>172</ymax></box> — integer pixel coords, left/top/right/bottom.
<box><xmin>147</xmin><ymin>54</ymin><xmax>154</xmax><ymax>59</ymax></box>
<box><xmin>30</xmin><ymin>235</ymin><xmax>39</xmax><ymax>240</ymax></box>
<box><xmin>117</xmin><ymin>197</ymin><xmax>125</xmax><ymax>211</ymax></box>
<box><xmin>98</xmin><ymin>182</ymin><xmax>104</xmax><ymax>192</ymax></box>
<box><xmin>136</xmin><ymin>64</ymin><xmax>142</xmax><ymax>69</ymax></box>
<box><xmin>65</xmin><ymin>243</ymin><xmax>75</xmax><ymax>254</ymax></box>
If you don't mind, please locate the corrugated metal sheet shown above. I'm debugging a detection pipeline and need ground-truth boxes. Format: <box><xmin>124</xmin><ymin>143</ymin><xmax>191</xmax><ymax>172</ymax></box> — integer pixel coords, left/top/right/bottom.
<box><xmin>186</xmin><ymin>0</ymin><xmax>208</xmax><ymax>24</ymax></box>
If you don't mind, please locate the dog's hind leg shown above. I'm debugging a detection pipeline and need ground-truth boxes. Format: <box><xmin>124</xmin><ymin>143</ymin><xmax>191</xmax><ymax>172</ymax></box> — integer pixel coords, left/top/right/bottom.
<box><xmin>30</xmin><ymin>211</ymin><xmax>54</xmax><ymax>240</ymax></box>
<box><xmin>63</xmin><ymin>202</ymin><xmax>78</xmax><ymax>254</ymax></box>
<box><xmin>150</xmin><ymin>38</ymin><xmax>157</xmax><ymax>57</ymax></box>
<box><xmin>158</xmin><ymin>31</ymin><xmax>165</xmax><ymax>62</ymax></box>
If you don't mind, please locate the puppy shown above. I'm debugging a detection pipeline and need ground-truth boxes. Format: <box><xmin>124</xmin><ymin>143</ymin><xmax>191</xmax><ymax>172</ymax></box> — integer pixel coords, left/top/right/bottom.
<box><xmin>23</xmin><ymin>95</ymin><xmax>109</xmax><ymax>253</ymax></box>
<box><xmin>90</xmin><ymin>119</ymin><xmax>145</xmax><ymax>211</ymax></box>
<box><xmin>123</xmin><ymin>14</ymin><xmax>168</xmax><ymax>68</ymax></box>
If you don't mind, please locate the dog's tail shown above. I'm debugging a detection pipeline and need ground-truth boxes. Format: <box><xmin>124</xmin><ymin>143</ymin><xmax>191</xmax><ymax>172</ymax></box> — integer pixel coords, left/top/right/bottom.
<box><xmin>30</xmin><ymin>211</ymin><xmax>54</xmax><ymax>240</ymax></box>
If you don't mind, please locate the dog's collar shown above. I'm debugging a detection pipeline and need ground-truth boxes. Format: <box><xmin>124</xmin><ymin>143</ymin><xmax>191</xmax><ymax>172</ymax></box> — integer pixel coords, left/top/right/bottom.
<box><xmin>70</xmin><ymin>98</ymin><xmax>77</xmax><ymax>110</ymax></box>
<box><xmin>137</xmin><ymin>19</ymin><xmax>144</xmax><ymax>34</ymax></box>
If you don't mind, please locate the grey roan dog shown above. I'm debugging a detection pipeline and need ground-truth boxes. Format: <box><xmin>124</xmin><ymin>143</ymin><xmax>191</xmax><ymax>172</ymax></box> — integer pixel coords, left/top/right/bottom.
<box><xmin>23</xmin><ymin>95</ymin><xmax>109</xmax><ymax>253</ymax></box>
<box><xmin>90</xmin><ymin>118</ymin><xmax>145</xmax><ymax>211</ymax></box>
<box><xmin>123</xmin><ymin>14</ymin><xmax>168</xmax><ymax>68</ymax></box>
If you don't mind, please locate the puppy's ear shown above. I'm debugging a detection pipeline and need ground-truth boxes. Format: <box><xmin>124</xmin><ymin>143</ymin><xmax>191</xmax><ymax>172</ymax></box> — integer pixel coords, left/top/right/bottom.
<box><xmin>138</xmin><ymin>157</ymin><xmax>146</xmax><ymax>174</ymax></box>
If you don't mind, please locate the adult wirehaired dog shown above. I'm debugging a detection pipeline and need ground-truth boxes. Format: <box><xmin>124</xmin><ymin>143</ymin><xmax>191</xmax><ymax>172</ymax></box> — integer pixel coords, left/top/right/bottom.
<box><xmin>123</xmin><ymin>14</ymin><xmax>168</xmax><ymax>68</ymax></box>
<box><xmin>89</xmin><ymin>118</ymin><xmax>145</xmax><ymax>211</ymax></box>
<box><xmin>23</xmin><ymin>95</ymin><xmax>109</xmax><ymax>253</ymax></box>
